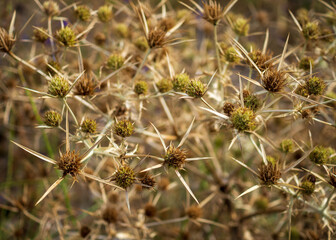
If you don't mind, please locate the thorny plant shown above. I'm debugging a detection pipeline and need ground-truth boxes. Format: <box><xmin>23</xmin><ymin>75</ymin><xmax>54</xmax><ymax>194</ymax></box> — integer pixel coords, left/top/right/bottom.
<box><xmin>1</xmin><ymin>0</ymin><xmax>336</xmax><ymax>239</ymax></box>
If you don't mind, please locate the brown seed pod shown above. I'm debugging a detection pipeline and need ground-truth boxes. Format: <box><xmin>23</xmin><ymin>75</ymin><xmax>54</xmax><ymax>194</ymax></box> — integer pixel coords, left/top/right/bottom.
<box><xmin>147</xmin><ymin>28</ymin><xmax>167</xmax><ymax>49</ymax></box>
<box><xmin>0</xmin><ymin>27</ymin><xmax>15</xmax><ymax>53</ymax></box>
<box><xmin>75</xmin><ymin>74</ymin><xmax>97</xmax><ymax>96</ymax></box>
<box><xmin>203</xmin><ymin>0</ymin><xmax>223</xmax><ymax>25</ymax></box>
<box><xmin>163</xmin><ymin>144</ymin><xmax>187</xmax><ymax>170</ymax></box>
<box><xmin>57</xmin><ymin>151</ymin><xmax>82</xmax><ymax>177</ymax></box>
<box><xmin>261</xmin><ymin>67</ymin><xmax>287</xmax><ymax>93</ymax></box>
<box><xmin>258</xmin><ymin>162</ymin><xmax>281</xmax><ymax>185</ymax></box>
<box><xmin>139</xmin><ymin>173</ymin><xmax>156</xmax><ymax>189</ymax></box>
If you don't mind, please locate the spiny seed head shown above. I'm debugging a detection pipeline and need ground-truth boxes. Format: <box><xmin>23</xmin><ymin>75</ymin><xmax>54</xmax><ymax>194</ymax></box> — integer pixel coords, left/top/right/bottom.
<box><xmin>144</xmin><ymin>203</ymin><xmax>157</xmax><ymax>218</ymax></box>
<box><xmin>305</xmin><ymin>77</ymin><xmax>325</xmax><ymax>96</ymax></box>
<box><xmin>75</xmin><ymin>75</ymin><xmax>97</xmax><ymax>96</ymax></box>
<box><xmin>102</xmin><ymin>205</ymin><xmax>118</xmax><ymax>223</ymax></box>
<box><xmin>164</xmin><ymin>144</ymin><xmax>187</xmax><ymax>170</ymax></box>
<box><xmin>44</xmin><ymin>110</ymin><xmax>62</xmax><ymax>127</ymax></box>
<box><xmin>56</xmin><ymin>26</ymin><xmax>77</xmax><ymax>47</ymax></box>
<box><xmin>58</xmin><ymin>151</ymin><xmax>81</xmax><ymax>177</ymax></box>
<box><xmin>43</xmin><ymin>1</ymin><xmax>59</xmax><ymax>16</ymax></box>
<box><xmin>156</xmin><ymin>78</ymin><xmax>173</xmax><ymax>93</ymax></box>
<box><xmin>107</xmin><ymin>54</ymin><xmax>124</xmax><ymax>71</ymax></box>
<box><xmin>223</xmin><ymin>102</ymin><xmax>235</xmax><ymax>117</ymax></box>
<box><xmin>139</xmin><ymin>173</ymin><xmax>156</xmax><ymax>189</ymax></box>
<box><xmin>46</xmin><ymin>60</ymin><xmax>61</xmax><ymax>75</ymax></box>
<box><xmin>134</xmin><ymin>81</ymin><xmax>148</xmax><ymax>95</ymax></box>
<box><xmin>81</xmin><ymin>118</ymin><xmax>96</xmax><ymax>134</ymax></box>
<box><xmin>302</xmin><ymin>21</ymin><xmax>319</xmax><ymax>40</ymax></box>
<box><xmin>48</xmin><ymin>75</ymin><xmax>69</xmax><ymax>97</ymax></box>
<box><xmin>295</xmin><ymin>85</ymin><xmax>309</xmax><ymax>97</ymax></box>
<box><xmin>115</xmin><ymin>23</ymin><xmax>129</xmax><ymax>38</ymax></box>
<box><xmin>258</xmin><ymin>162</ymin><xmax>281</xmax><ymax>186</ymax></box>
<box><xmin>114</xmin><ymin>165</ymin><xmax>136</xmax><ymax>189</ymax></box>
<box><xmin>299</xmin><ymin>56</ymin><xmax>314</xmax><ymax>70</ymax></box>
<box><xmin>202</xmin><ymin>0</ymin><xmax>223</xmax><ymax>25</ymax></box>
<box><xmin>0</xmin><ymin>27</ymin><xmax>15</xmax><ymax>53</ymax></box>
<box><xmin>243</xmin><ymin>91</ymin><xmax>260</xmax><ymax>112</ymax></box>
<box><xmin>114</xmin><ymin>120</ymin><xmax>134</xmax><ymax>138</ymax></box>
<box><xmin>300</xmin><ymin>175</ymin><xmax>316</xmax><ymax>195</ymax></box>
<box><xmin>232</xmin><ymin>17</ymin><xmax>250</xmax><ymax>36</ymax></box>
<box><xmin>134</xmin><ymin>36</ymin><xmax>149</xmax><ymax>51</ymax></box>
<box><xmin>97</xmin><ymin>5</ymin><xmax>113</xmax><ymax>23</ymax></box>
<box><xmin>75</xmin><ymin>5</ymin><xmax>91</xmax><ymax>22</ymax></box>
<box><xmin>248</xmin><ymin>50</ymin><xmax>273</xmax><ymax>71</ymax></box>
<box><xmin>230</xmin><ymin>107</ymin><xmax>256</xmax><ymax>132</ymax></box>
<box><xmin>147</xmin><ymin>28</ymin><xmax>167</xmax><ymax>49</ymax></box>
<box><xmin>173</xmin><ymin>73</ymin><xmax>190</xmax><ymax>92</ymax></box>
<box><xmin>280</xmin><ymin>139</ymin><xmax>294</xmax><ymax>153</ymax></box>
<box><xmin>309</xmin><ymin>145</ymin><xmax>333</xmax><ymax>165</ymax></box>
<box><xmin>33</xmin><ymin>28</ymin><xmax>48</xmax><ymax>43</ymax></box>
<box><xmin>186</xmin><ymin>205</ymin><xmax>203</xmax><ymax>219</ymax></box>
<box><xmin>186</xmin><ymin>79</ymin><xmax>207</xmax><ymax>98</ymax></box>
<box><xmin>94</xmin><ymin>32</ymin><xmax>106</xmax><ymax>46</ymax></box>
<box><xmin>224</xmin><ymin>46</ymin><xmax>240</xmax><ymax>63</ymax></box>
<box><xmin>261</xmin><ymin>67</ymin><xmax>287</xmax><ymax>92</ymax></box>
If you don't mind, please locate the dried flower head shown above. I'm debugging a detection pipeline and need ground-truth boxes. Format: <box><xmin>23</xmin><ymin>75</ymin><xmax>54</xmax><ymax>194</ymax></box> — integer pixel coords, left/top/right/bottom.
<box><xmin>202</xmin><ymin>0</ymin><xmax>223</xmax><ymax>25</ymax></box>
<box><xmin>44</xmin><ymin>110</ymin><xmax>62</xmax><ymax>127</ymax></box>
<box><xmin>305</xmin><ymin>77</ymin><xmax>325</xmax><ymax>96</ymax></box>
<box><xmin>156</xmin><ymin>78</ymin><xmax>173</xmax><ymax>93</ymax></box>
<box><xmin>261</xmin><ymin>67</ymin><xmax>287</xmax><ymax>92</ymax></box>
<box><xmin>33</xmin><ymin>28</ymin><xmax>48</xmax><ymax>43</ymax></box>
<box><xmin>144</xmin><ymin>203</ymin><xmax>157</xmax><ymax>218</ymax></box>
<box><xmin>186</xmin><ymin>205</ymin><xmax>203</xmax><ymax>219</ymax></box>
<box><xmin>107</xmin><ymin>54</ymin><xmax>124</xmax><ymax>71</ymax></box>
<box><xmin>243</xmin><ymin>90</ymin><xmax>260</xmax><ymax>112</ymax></box>
<box><xmin>97</xmin><ymin>5</ymin><xmax>113</xmax><ymax>23</ymax></box>
<box><xmin>114</xmin><ymin>165</ymin><xmax>136</xmax><ymax>189</ymax></box>
<box><xmin>223</xmin><ymin>102</ymin><xmax>235</xmax><ymax>116</ymax></box>
<box><xmin>75</xmin><ymin>75</ymin><xmax>97</xmax><ymax>96</ymax></box>
<box><xmin>230</xmin><ymin>107</ymin><xmax>256</xmax><ymax>132</ymax></box>
<box><xmin>56</xmin><ymin>26</ymin><xmax>77</xmax><ymax>47</ymax></box>
<box><xmin>258</xmin><ymin>162</ymin><xmax>281</xmax><ymax>186</ymax></box>
<box><xmin>186</xmin><ymin>79</ymin><xmax>207</xmax><ymax>98</ymax></box>
<box><xmin>0</xmin><ymin>27</ymin><xmax>16</xmax><ymax>53</ymax></box>
<box><xmin>299</xmin><ymin>56</ymin><xmax>314</xmax><ymax>70</ymax></box>
<box><xmin>134</xmin><ymin>81</ymin><xmax>148</xmax><ymax>95</ymax></box>
<box><xmin>173</xmin><ymin>73</ymin><xmax>190</xmax><ymax>92</ymax></box>
<box><xmin>248</xmin><ymin>50</ymin><xmax>273</xmax><ymax>71</ymax></box>
<box><xmin>114</xmin><ymin>120</ymin><xmax>134</xmax><ymax>138</ymax></box>
<box><xmin>163</xmin><ymin>144</ymin><xmax>187</xmax><ymax>170</ymax></box>
<box><xmin>57</xmin><ymin>151</ymin><xmax>82</xmax><ymax>177</ymax></box>
<box><xmin>81</xmin><ymin>118</ymin><xmax>96</xmax><ymax>134</ymax></box>
<box><xmin>302</xmin><ymin>21</ymin><xmax>319</xmax><ymax>40</ymax></box>
<box><xmin>102</xmin><ymin>205</ymin><xmax>118</xmax><ymax>223</ymax></box>
<box><xmin>139</xmin><ymin>173</ymin><xmax>156</xmax><ymax>189</ymax></box>
<box><xmin>280</xmin><ymin>139</ymin><xmax>294</xmax><ymax>153</ymax></box>
<box><xmin>300</xmin><ymin>174</ymin><xmax>316</xmax><ymax>195</ymax></box>
<box><xmin>232</xmin><ymin>17</ymin><xmax>250</xmax><ymax>36</ymax></box>
<box><xmin>310</xmin><ymin>146</ymin><xmax>334</xmax><ymax>165</ymax></box>
<box><xmin>48</xmin><ymin>75</ymin><xmax>69</xmax><ymax>97</ymax></box>
<box><xmin>75</xmin><ymin>5</ymin><xmax>91</xmax><ymax>22</ymax></box>
<box><xmin>43</xmin><ymin>1</ymin><xmax>59</xmax><ymax>16</ymax></box>
<box><xmin>147</xmin><ymin>28</ymin><xmax>167</xmax><ymax>49</ymax></box>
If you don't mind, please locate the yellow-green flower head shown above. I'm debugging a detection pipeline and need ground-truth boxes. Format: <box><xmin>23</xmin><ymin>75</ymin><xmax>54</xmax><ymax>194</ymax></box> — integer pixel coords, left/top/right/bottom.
<box><xmin>134</xmin><ymin>81</ymin><xmax>148</xmax><ymax>95</ymax></box>
<box><xmin>75</xmin><ymin>5</ymin><xmax>91</xmax><ymax>22</ymax></box>
<box><xmin>164</xmin><ymin>144</ymin><xmax>187</xmax><ymax>170</ymax></box>
<box><xmin>305</xmin><ymin>77</ymin><xmax>325</xmax><ymax>96</ymax></box>
<box><xmin>114</xmin><ymin>120</ymin><xmax>134</xmax><ymax>138</ymax></box>
<box><xmin>48</xmin><ymin>75</ymin><xmax>70</xmax><ymax>97</ymax></box>
<box><xmin>33</xmin><ymin>28</ymin><xmax>49</xmax><ymax>43</ymax></box>
<box><xmin>232</xmin><ymin>17</ymin><xmax>250</xmax><ymax>36</ymax></box>
<box><xmin>173</xmin><ymin>73</ymin><xmax>190</xmax><ymax>92</ymax></box>
<box><xmin>44</xmin><ymin>110</ymin><xmax>62</xmax><ymax>127</ymax></box>
<box><xmin>43</xmin><ymin>1</ymin><xmax>59</xmax><ymax>16</ymax></box>
<box><xmin>97</xmin><ymin>5</ymin><xmax>113</xmax><ymax>23</ymax></box>
<box><xmin>114</xmin><ymin>165</ymin><xmax>135</xmax><ymax>189</ymax></box>
<box><xmin>107</xmin><ymin>54</ymin><xmax>124</xmax><ymax>71</ymax></box>
<box><xmin>230</xmin><ymin>107</ymin><xmax>256</xmax><ymax>132</ymax></box>
<box><xmin>309</xmin><ymin>145</ymin><xmax>333</xmax><ymax>164</ymax></box>
<box><xmin>224</xmin><ymin>46</ymin><xmax>240</xmax><ymax>63</ymax></box>
<box><xmin>115</xmin><ymin>23</ymin><xmax>129</xmax><ymax>38</ymax></box>
<box><xmin>134</xmin><ymin>36</ymin><xmax>149</xmax><ymax>51</ymax></box>
<box><xmin>186</xmin><ymin>79</ymin><xmax>207</xmax><ymax>98</ymax></box>
<box><xmin>302</xmin><ymin>21</ymin><xmax>319</xmax><ymax>40</ymax></box>
<box><xmin>156</xmin><ymin>78</ymin><xmax>173</xmax><ymax>93</ymax></box>
<box><xmin>56</xmin><ymin>26</ymin><xmax>77</xmax><ymax>47</ymax></box>
<box><xmin>81</xmin><ymin>118</ymin><xmax>97</xmax><ymax>134</ymax></box>
<box><xmin>298</xmin><ymin>56</ymin><xmax>314</xmax><ymax>70</ymax></box>
<box><xmin>280</xmin><ymin>139</ymin><xmax>294</xmax><ymax>153</ymax></box>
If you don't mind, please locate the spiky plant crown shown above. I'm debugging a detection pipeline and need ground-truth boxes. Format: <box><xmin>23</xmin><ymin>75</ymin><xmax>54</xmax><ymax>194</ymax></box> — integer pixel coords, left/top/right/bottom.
<box><xmin>74</xmin><ymin>75</ymin><xmax>97</xmax><ymax>96</ymax></box>
<box><xmin>232</xmin><ymin>17</ymin><xmax>250</xmax><ymax>36</ymax></box>
<box><xmin>134</xmin><ymin>81</ymin><xmax>148</xmax><ymax>95</ymax></box>
<box><xmin>261</xmin><ymin>67</ymin><xmax>287</xmax><ymax>92</ymax></box>
<box><xmin>147</xmin><ymin>28</ymin><xmax>167</xmax><ymax>49</ymax></box>
<box><xmin>280</xmin><ymin>139</ymin><xmax>295</xmax><ymax>153</ymax></box>
<box><xmin>0</xmin><ymin>27</ymin><xmax>15</xmax><ymax>53</ymax></box>
<box><xmin>43</xmin><ymin>1</ymin><xmax>59</xmax><ymax>16</ymax></box>
<box><xmin>33</xmin><ymin>28</ymin><xmax>49</xmax><ymax>43</ymax></box>
<box><xmin>305</xmin><ymin>76</ymin><xmax>326</xmax><ymax>96</ymax></box>
<box><xmin>57</xmin><ymin>151</ymin><xmax>82</xmax><ymax>177</ymax></box>
<box><xmin>156</xmin><ymin>78</ymin><xmax>173</xmax><ymax>93</ymax></box>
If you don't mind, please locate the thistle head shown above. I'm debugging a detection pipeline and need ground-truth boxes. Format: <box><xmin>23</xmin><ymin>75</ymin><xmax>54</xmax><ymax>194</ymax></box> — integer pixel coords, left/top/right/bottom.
<box><xmin>309</xmin><ymin>145</ymin><xmax>333</xmax><ymax>165</ymax></box>
<box><xmin>202</xmin><ymin>0</ymin><xmax>223</xmax><ymax>25</ymax></box>
<box><xmin>44</xmin><ymin>110</ymin><xmax>62</xmax><ymax>127</ymax></box>
<box><xmin>302</xmin><ymin>21</ymin><xmax>319</xmax><ymax>40</ymax></box>
<box><xmin>173</xmin><ymin>73</ymin><xmax>190</xmax><ymax>92</ymax></box>
<box><xmin>147</xmin><ymin>28</ymin><xmax>167</xmax><ymax>49</ymax></box>
<box><xmin>305</xmin><ymin>77</ymin><xmax>325</xmax><ymax>96</ymax></box>
<box><xmin>186</xmin><ymin>79</ymin><xmax>207</xmax><ymax>98</ymax></box>
<box><xmin>261</xmin><ymin>67</ymin><xmax>287</xmax><ymax>92</ymax></box>
<box><xmin>56</xmin><ymin>26</ymin><xmax>77</xmax><ymax>47</ymax></box>
<box><xmin>163</xmin><ymin>144</ymin><xmax>187</xmax><ymax>170</ymax></box>
<box><xmin>280</xmin><ymin>139</ymin><xmax>294</xmax><ymax>153</ymax></box>
<box><xmin>298</xmin><ymin>56</ymin><xmax>314</xmax><ymax>70</ymax></box>
<box><xmin>156</xmin><ymin>78</ymin><xmax>173</xmax><ymax>93</ymax></box>
<box><xmin>139</xmin><ymin>173</ymin><xmax>156</xmax><ymax>189</ymax></box>
<box><xmin>113</xmin><ymin>119</ymin><xmax>134</xmax><ymax>138</ymax></box>
<box><xmin>48</xmin><ymin>75</ymin><xmax>69</xmax><ymax>98</ymax></box>
<box><xmin>134</xmin><ymin>36</ymin><xmax>149</xmax><ymax>51</ymax></box>
<box><xmin>74</xmin><ymin>74</ymin><xmax>97</xmax><ymax>96</ymax></box>
<box><xmin>57</xmin><ymin>151</ymin><xmax>82</xmax><ymax>177</ymax></box>
<box><xmin>186</xmin><ymin>205</ymin><xmax>203</xmax><ymax>219</ymax></box>
<box><xmin>114</xmin><ymin>165</ymin><xmax>136</xmax><ymax>189</ymax></box>
<box><xmin>33</xmin><ymin>28</ymin><xmax>49</xmax><ymax>43</ymax></box>
<box><xmin>243</xmin><ymin>90</ymin><xmax>260</xmax><ymax>112</ymax></box>
<box><xmin>134</xmin><ymin>81</ymin><xmax>148</xmax><ymax>95</ymax></box>
<box><xmin>43</xmin><ymin>1</ymin><xmax>59</xmax><ymax>16</ymax></box>
<box><xmin>223</xmin><ymin>102</ymin><xmax>235</xmax><ymax>117</ymax></box>
<box><xmin>232</xmin><ymin>17</ymin><xmax>250</xmax><ymax>36</ymax></box>
<box><xmin>230</xmin><ymin>107</ymin><xmax>256</xmax><ymax>132</ymax></box>
<box><xmin>75</xmin><ymin>5</ymin><xmax>91</xmax><ymax>22</ymax></box>
<box><xmin>115</xmin><ymin>23</ymin><xmax>129</xmax><ymax>38</ymax></box>
<box><xmin>248</xmin><ymin>50</ymin><xmax>273</xmax><ymax>71</ymax></box>
<box><xmin>97</xmin><ymin>5</ymin><xmax>113</xmax><ymax>23</ymax></box>
<box><xmin>258</xmin><ymin>162</ymin><xmax>281</xmax><ymax>186</ymax></box>
<box><xmin>300</xmin><ymin>174</ymin><xmax>316</xmax><ymax>195</ymax></box>
<box><xmin>106</xmin><ymin>54</ymin><xmax>124</xmax><ymax>71</ymax></box>
<box><xmin>80</xmin><ymin>118</ymin><xmax>97</xmax><ymax>134</ymax></box>
<box><xmin>224</xmin><ymin>46</ymin><xmax>240</xmax><ymax>63</ymax></box>
<box><xmin>0</xmin><ymin>27</ymin><xmax>16</xmax><ymax>53</ymax></box>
